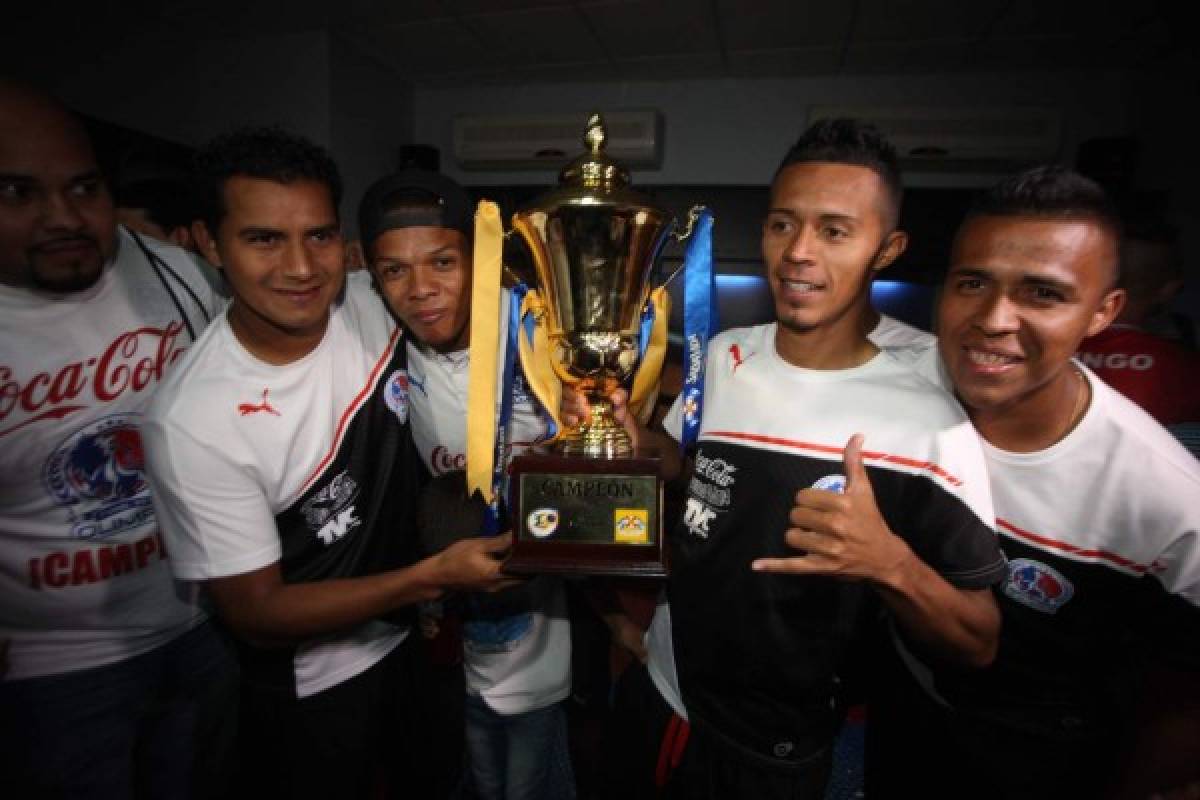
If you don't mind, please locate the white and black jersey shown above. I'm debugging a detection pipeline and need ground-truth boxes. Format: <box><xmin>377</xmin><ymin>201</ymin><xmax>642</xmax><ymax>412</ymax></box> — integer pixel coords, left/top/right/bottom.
<box><xmin>651</xmin><ymin>323</ymin><xmax>1005</xmax><ymax>761</ymax></box>
<box><xmin>405</xmin><ymin>289</ymin><xmax>570</xmax><ymax>716</ymax></box>
<box><xmin>920</xmin><ymin>351</ymin><xmax>1200</xmax><ymax>740</ymax></box>
<box><xmin>144</xmin><ymin>275</ymin><xmax>424</xmax><ymax>697</ymax></box>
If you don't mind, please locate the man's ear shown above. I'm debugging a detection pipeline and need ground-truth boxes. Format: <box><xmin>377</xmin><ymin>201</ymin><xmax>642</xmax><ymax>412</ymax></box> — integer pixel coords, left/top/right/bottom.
<box><xmin>1087</xmin><ymin>287</ymin><xmax>1127</xmax><ymax>337</ymax></box>
<box><xmin>872</xmin><ymin>230</ymin><xmax>909</xmax><ymax>273</ymax></box>
<box><xmin>191</xmin><ymin>220</ymin><xmax>222</xmax><ymax>269</ymax></box>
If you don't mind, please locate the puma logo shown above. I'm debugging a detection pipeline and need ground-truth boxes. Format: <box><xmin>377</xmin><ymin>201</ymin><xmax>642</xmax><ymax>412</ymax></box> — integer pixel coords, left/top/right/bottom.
<box><xmin>238</xmin><ymin>388</ymin><xmax>281</xmax><ymax>417</ymax></box>
<box><xmin>729</xmin><ymin>344</ymin><xmax>754</xmax><ymax>374</ymax></box>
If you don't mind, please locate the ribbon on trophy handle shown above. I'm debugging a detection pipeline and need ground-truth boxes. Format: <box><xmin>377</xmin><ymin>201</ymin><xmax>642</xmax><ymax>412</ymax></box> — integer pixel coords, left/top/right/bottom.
<box><xmin>465</xmin><ymin>200</ymin><xmax>506</xmax><ymax>529</ymax></box>
<box><xmin>675</xmin><ymin>207</ymin><xmax>716</xmax><ymax>451</ymax></box>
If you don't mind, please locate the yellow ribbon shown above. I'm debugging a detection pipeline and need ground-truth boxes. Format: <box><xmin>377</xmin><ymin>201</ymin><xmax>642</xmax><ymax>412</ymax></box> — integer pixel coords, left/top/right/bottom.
<box><xmin>465</xmin><ymin>201</ymin><xmax>503</xmax><ymax>503</ymax></box>
<box><xmin>629</xmin><ymin>286</ymin><xmax>670</xmax><ymax>426</ymax></box>
<box><xmin>516</xmin><ymin>290</ymin><xmax>564</xmax><ymax>441</ymax></box>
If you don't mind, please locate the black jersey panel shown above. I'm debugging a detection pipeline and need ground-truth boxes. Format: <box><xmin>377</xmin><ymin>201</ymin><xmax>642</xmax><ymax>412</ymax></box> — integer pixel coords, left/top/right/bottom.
<box><xmin>272</xmin><ymin>343</ymin><xmax>422</xmax><ymax>587</ymax></box>
<box><xmin>669</xmin><ymin>437</ymin><xmax>1000</xmax><ymax>758</ymax></box>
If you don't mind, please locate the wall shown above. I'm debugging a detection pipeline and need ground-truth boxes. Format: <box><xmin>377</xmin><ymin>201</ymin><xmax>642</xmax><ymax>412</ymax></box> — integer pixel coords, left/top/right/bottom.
<box><xmin>413</xmin><ymin>69</ymin><xmax>1134</xmax><ymax>188</ymax></box>
<box><xmin>329</xmin><ymin>34</ymin><xmax>415</xmax><ymax>233</ymax></box>
<box><xmin>4</xmin><ymin>29</ymin><xmax>334</xmax><ymax>151</ymax></box>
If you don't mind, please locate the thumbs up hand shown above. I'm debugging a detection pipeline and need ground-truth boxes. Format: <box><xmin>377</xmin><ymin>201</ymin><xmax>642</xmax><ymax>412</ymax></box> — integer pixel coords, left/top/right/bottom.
<box><xmin>752</xmin><ymin>434</ymin><xmax>913</xmax><ymax>583</ymax></box>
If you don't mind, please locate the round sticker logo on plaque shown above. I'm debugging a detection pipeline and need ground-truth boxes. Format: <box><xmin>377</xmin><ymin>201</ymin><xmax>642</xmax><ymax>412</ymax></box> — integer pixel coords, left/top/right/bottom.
<box><xmin>527</xmin><ymin>508</ymin><xmax>560</xmax><ymax>538</ymax></box>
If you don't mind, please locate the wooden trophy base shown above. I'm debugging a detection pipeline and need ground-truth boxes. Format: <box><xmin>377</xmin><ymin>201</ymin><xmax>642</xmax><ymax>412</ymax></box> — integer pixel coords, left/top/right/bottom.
<box><xmin>506</xmin><ymin>450</ymin><xmax>666</xmax><ymax>577</ymax></box>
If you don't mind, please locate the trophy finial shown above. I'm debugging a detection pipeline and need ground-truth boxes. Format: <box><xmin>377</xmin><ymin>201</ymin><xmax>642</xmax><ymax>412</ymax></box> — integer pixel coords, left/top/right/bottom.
<box><xmin>584</xmin><ymin>113</ymin><xmax>606</xmax><ymax>155</ymax></box>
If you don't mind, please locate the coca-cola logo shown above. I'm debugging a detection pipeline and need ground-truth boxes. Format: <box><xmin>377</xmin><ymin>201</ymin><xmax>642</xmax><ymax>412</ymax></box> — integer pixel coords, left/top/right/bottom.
<box><xmin>430</xmin><ymin>445</ymin><xmax>466</xmax><ymax>476</ymax></box>
<box><xmin>1</xmin><ymin>322</ymin><xmax>187</xmax><ymax>438</ymax></box>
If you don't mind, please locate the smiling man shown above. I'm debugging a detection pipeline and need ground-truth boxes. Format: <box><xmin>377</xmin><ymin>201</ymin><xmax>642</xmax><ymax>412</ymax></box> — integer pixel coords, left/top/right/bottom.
<box><xmin>872</xmin><ymin>166</ymin><xmax>1200</xmax><ymax>798</ymax></box>
<box><xmin>359</xmin><ymin>170</ymin><xmax>576</xmax><ymax>800</ymax></box>
<box><xmin>613</xmin><ymin>119</ymin><xmax>1006</xmax><ymax>800</ymax></box>
<box><xmin>142</xmin><ymin>129</ymin><xmax>514</xmax><ymax>798</ymax></box>
<box><xmin>0</xmin><ymin>81</ymin><xmax>233</xmax><ymax>799</ymax></box>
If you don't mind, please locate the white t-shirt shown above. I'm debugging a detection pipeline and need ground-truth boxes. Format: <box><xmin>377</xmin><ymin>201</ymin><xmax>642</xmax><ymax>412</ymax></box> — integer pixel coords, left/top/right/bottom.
<box><xmin>144</xmin><ymin>274</ymin><xmax>416</xmax><ymax>697</ymax></box>
<box><xmin>0</xmin><ymin>228</ymin><xmax>221</xmax><ymax>680</ymax></box>
<box><xmin>407</xmin><ymin>289</ymin><xmax>571</xmax><ymax>716</ymax></box>
<box><xmin>910</xmin><ymin>344</ymin><xmax>1200</xmax><ymax>730</ymax></box>
<box><xmin>869</xmin><ymin>313</ymin><xmax>935</xmax><ymax>350</ymax></box>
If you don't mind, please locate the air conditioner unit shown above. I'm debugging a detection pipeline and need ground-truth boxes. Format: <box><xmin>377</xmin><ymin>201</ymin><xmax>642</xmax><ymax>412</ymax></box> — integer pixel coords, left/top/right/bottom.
<box><xmin>452</xmin><ymin>110</ymin><xmax>663</xmax><ymax>171</ymax></box>
<box><xmin>809</xmin><ymin>106</ymin><xmax>1062</xmax><ymax>168</ymax></box>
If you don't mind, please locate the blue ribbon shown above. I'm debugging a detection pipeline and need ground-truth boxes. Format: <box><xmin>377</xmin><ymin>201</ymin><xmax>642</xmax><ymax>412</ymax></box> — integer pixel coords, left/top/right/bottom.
<box><xmin>679</xmin><ymin>209</ymin><xmax>716</xmax><ymax>451</ymax></box>
<box><xmin>484</xmin><ymin>284</ymin><xmax>526</xmax><ymax>534</ymax></box>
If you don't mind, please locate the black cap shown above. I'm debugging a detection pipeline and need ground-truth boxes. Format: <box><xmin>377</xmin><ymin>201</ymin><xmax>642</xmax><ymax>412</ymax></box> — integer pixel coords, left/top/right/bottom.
<box><xmin>358</xmin><ymin>169</ymin><xmax>473</xmax><ymax>247</ymax></box>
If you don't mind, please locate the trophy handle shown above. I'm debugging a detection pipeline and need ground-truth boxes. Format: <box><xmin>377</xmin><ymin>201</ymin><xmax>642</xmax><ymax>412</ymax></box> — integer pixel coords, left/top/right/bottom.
<box><xmin>659</xmin><ymin>204</ymin><xmax>708</xmax><ymax>289</ymax></box>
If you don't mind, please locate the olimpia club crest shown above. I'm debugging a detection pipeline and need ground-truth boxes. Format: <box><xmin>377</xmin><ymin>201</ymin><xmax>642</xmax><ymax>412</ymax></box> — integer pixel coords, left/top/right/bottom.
<box><xmin>42</xmin><ymin>413</ymin><xmax>155</xmax><ymax>539</ymax></box>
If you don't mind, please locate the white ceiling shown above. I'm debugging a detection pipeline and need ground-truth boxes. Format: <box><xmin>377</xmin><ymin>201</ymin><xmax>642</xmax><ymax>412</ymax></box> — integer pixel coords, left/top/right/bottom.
<box><xmin>113</xmin><ymin>0</ymin><xmax>1183</xmax><ymax>86</ymax></box>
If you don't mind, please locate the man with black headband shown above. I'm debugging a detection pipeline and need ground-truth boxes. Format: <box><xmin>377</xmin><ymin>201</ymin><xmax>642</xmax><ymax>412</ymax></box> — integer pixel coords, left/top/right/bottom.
<box><xmin>360</xmin><ymin>169</ymin><xmax>578</xmax><ymax>800</ymax></box>
<box><xmin>0</xmin><ymin>81</ymin><xmax>235</xmax><ymax>799</ymax></box>
<box><xmin>143</xmin><ymin>132</ymin><xmax>514</xmax><ymax>799</ymax></box>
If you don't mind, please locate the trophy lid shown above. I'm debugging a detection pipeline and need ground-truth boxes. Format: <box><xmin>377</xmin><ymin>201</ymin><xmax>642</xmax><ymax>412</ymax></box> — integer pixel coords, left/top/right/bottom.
<box><xmin>519</xmin><ymin>113</ymin><xmax>665</xmax><ymax>213</ymax></box>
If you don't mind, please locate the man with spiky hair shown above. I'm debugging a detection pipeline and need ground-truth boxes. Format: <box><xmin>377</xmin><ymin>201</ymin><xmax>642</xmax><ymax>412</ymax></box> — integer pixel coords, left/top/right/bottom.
<box><xmin>867</xmin><ymin>166</ymin><xmax>1200</xmax><ymax>798</ymax></box>
<box><xmin>143</xmin><ymin>127</ymin><xmax>514</xmax><ymax>798</ymax></box>
<box><xmin>603</xmin><ymin>119</ymin><xmax>1006</xmax><ymax>799</ymax></box>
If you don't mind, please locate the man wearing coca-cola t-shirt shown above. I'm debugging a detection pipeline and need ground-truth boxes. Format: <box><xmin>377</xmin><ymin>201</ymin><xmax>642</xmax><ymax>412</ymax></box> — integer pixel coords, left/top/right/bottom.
<box><xmin>0</xmin><ymin>81</ymin><xmax>235</xmax><ymax>799</ymax></box>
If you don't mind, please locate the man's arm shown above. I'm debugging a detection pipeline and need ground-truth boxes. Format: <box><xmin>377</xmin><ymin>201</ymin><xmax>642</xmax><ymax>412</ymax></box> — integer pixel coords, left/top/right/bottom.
<box><xmin>208</xmin><ymin>533</ymin><xmax>513</xmax><ymax>647</ymax></box>
<box><xmin>752</xmin><ymin>434</ymin><xmax>1000</xmax><ymax>667</ymax></box>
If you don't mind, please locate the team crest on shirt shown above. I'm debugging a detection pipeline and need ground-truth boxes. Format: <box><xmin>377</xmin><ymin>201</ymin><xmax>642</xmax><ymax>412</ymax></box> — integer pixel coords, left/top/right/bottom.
<box><xmin>383</xmin><ymin>370</ymin><xmax>410</xmax><ymax>423</ymax></box>
<box><xmin>811</xmin><ymin>474</ymin><xmax>847</xmax><ymax>494</ymax></box>
<box><xmin>42</xmin><ymin>413</ymin><xmax>155</xmax><ymax>539</ymax></box>
<box><xmin>1004</xmin><ymin>558</ymin><xmax>1074</xmax><ymax>614</ymax></box>
<box><xmin>301</xmin><ymin>470</ymin><xmax>362</xmax><ymax>546</ymax></box>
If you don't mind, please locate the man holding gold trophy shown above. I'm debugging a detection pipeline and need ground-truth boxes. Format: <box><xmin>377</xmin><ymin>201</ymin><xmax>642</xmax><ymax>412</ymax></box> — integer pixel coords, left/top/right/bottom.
<box><xmin>358</xmin><ymin>114</ymin><xmax>714</xmax><ymax>798</ymax></box>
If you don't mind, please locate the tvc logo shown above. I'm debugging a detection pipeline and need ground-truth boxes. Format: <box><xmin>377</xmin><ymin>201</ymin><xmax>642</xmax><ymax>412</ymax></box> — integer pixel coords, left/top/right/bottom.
<box><xmin>315</xmin><ymin>506</ymin><xmax>360</xmax><ymax>545</ymax></box>
<box><xmin>683</xmin><ymin>497</ymin><xmax>716</xmax><ymax>539</ymax></box>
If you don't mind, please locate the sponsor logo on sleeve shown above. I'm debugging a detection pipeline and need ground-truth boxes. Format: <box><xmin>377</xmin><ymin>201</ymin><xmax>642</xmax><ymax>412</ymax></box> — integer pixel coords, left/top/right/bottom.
<box><xmin>1003</xmin><ymin>558</ymin><xmax>1074</xmax><ymax>613</ymax></box>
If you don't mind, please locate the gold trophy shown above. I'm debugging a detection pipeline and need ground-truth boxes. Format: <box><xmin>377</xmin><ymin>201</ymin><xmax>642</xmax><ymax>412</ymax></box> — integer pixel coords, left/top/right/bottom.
<box><xmin>506</xmin><ymin>113</ymin><xmax>691</xmax><ymax>577</ymax></box>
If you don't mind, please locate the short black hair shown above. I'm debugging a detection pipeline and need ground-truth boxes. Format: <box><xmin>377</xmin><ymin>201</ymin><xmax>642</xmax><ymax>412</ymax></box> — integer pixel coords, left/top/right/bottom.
<box><xmin>194</xmin><ymin>126</ymin><xmax>342</xmax><ymax>232</ymax></box>
<box><xmin>965</xmin><ymin>165</ymin><xmax>1123</xmax><ymax>283</ymax></box>
<box><xmin>967</xmin><ymin>165</ymin><xmax>1122</xmax><ymax>235</ymax></box>
<box><xmin>775</xmin><ymin>118</ymin><xmax>904</xmax><ymax>227</ymax></box>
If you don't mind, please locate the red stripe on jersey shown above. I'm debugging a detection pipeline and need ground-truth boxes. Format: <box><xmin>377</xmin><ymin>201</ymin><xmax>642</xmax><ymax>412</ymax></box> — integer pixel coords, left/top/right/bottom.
<box><xmin>997</xmin><ymin>518</ymin><xmax>1149</xmax><ymax>574</ymax></box>
<box><xmin>706</xmin><ymin>430</ymin><xmax>963</xmax><ymax>487</ymax></box>
<box><xmin>299</xmin><ymin>325</ymin><xmax>402</xmax><ymax>495</ymax></box>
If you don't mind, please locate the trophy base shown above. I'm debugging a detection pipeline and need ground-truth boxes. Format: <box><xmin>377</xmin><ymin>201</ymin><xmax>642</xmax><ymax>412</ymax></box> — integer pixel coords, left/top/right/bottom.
<box><xmin>506</xmin><ymin>451</ymin><xmax>666</xmax><ymax>577</ymax></box>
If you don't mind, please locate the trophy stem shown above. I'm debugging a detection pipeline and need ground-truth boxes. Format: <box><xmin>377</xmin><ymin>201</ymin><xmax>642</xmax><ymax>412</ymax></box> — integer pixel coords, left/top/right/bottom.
<box><xmin>557</xmin><ymin>396</ymin><xmax>633</xmax><ymax>458</ymax></box>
